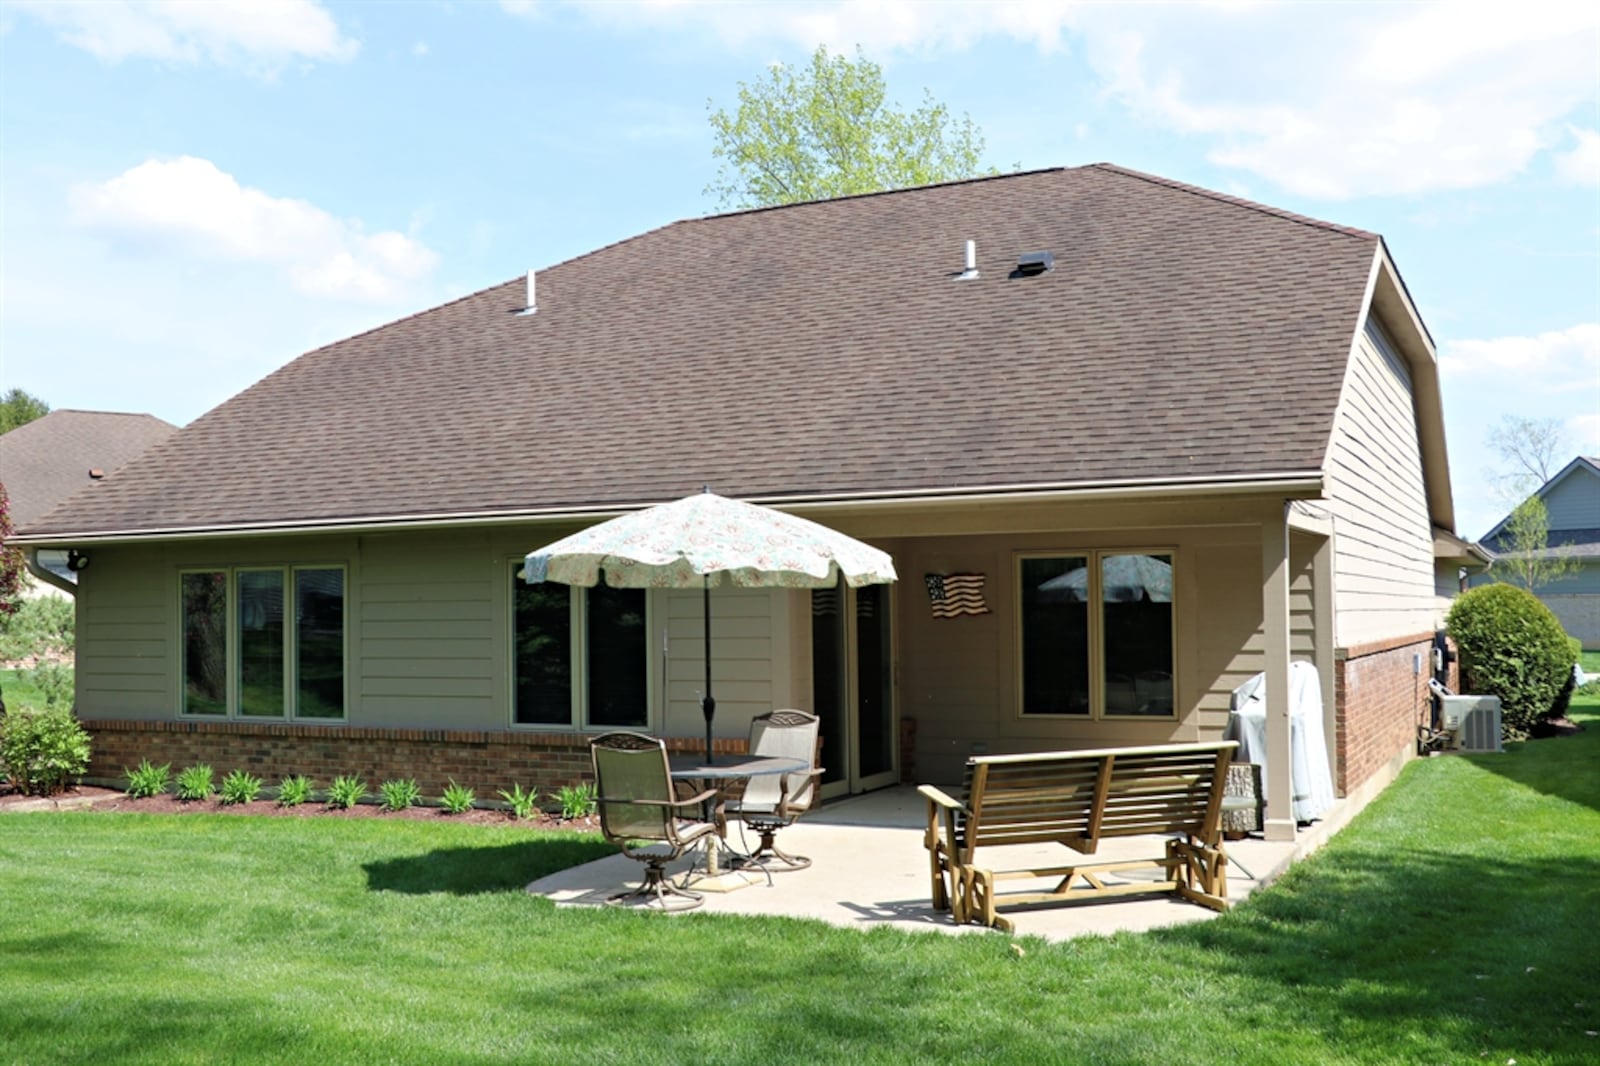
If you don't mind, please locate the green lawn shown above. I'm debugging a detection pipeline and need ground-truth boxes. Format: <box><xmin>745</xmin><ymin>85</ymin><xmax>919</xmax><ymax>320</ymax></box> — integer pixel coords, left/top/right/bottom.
<box><xmin>4</xmin><ymin>702</ymin><xmax>1598</xmax><ymax>1065</ymax></box>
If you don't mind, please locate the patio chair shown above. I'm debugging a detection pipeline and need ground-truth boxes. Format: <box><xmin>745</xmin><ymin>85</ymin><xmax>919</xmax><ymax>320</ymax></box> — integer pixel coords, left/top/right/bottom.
<box><xmin>723</xmin><ymin>709</ymin><xmax>823</xmax><ymax>872</ymax></box>
<box><xmin>589</xmin><ymin>731</ymin><xmax>721</xmax><ymax>912</ymax></box>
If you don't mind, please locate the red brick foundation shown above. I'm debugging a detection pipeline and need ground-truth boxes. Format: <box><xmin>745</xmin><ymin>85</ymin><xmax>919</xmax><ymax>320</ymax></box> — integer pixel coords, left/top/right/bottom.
<box><xmin>80</xmin><ymin>719</ymin><xmax>748</xmax><ymax>802</ymax></box>
<box><xmin>1333</xmin><ymin>632</ymin><xmax>1458</xmax><ymax>795</ymax></box>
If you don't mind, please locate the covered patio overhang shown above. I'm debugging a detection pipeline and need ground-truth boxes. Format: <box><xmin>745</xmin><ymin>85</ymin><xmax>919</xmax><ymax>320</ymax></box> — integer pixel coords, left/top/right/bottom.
<box><xmin>781</xmin><ymin>480</ymin><xmax>1335</xmax><ymax>844</ymax></box>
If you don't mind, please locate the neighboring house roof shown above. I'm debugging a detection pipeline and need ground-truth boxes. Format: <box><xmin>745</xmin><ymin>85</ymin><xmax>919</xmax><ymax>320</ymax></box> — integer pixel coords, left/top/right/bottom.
<box><xmin>0</xmin><ymin>410</ymin><xmax>178</xmax><ymax>528</ymax></box>
<box><xmin>1479</xmin><ymin>456</ymin><xmax>1600</xmax><ymax>560</ymax></box>
<box><xmin>17</xmin><ymin>164</ymin><xmax>1435</xmax><ymax>541</ymax></box>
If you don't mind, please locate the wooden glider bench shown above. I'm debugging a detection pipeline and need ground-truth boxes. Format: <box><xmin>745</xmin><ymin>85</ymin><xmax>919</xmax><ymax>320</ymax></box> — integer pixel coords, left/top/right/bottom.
<box><xmin>918</xmin><ymin>741</ymin><xmax>1238</xmax><ymax>932</ymax></box>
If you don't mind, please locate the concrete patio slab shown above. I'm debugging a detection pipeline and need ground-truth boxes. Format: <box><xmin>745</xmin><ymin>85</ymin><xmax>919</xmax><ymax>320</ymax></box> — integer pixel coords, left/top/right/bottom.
<box><xmin>527</xmin><ymin>783</ymin><xmax>1367</xmax><ymax>943</ymax></box>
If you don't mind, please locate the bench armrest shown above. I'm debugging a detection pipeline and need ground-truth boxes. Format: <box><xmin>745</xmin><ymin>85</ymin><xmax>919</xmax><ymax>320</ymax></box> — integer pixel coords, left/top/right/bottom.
<box><xmin>917</xmin><ymin>784</ymin><xmax>965</xmax><ymax>812</ymax></box>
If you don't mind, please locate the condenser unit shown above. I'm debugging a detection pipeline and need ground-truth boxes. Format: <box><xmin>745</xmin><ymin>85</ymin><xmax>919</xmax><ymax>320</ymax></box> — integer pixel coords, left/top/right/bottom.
<box><xmin>1439</xmin><ymin>693</ymin><xmax>1504</xmax><ymax>753</ymax></box>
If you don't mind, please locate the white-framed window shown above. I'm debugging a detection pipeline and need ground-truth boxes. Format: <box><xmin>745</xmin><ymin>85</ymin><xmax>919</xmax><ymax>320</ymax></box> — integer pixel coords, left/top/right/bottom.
<box><xmin>179</xmin><ymin>566</ymin><xmax>346</xmax><ymax>720</ymax></box>
<box><xmin>1017</xmin><ymin>551</ymin><xmax>1175</xmax><ymax>719</ymax></box>
<box><xmin>510</xmin><ymin>563</ymin><xmax>649</xmax><ymax>730</ymax></box>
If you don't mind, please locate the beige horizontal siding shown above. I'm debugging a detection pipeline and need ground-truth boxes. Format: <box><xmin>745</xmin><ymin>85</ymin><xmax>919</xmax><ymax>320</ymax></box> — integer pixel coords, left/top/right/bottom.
<box><xmin>1324</xmin><ymin>320</ymin><xmax>1438</xmax><ymax>645</ymax></box>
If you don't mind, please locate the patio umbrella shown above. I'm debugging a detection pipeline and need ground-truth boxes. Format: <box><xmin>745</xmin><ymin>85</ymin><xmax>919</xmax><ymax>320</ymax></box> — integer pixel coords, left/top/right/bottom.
<box><xmin>524</xmin><ymin>490</ymin><xmax>897</xmax><ymax>763</ymax></box>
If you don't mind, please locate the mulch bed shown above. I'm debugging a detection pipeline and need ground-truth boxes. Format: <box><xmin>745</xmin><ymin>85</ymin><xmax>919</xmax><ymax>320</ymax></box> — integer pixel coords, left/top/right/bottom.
<box><xmin>0</xmin><ymin>782</ymin><xmax>600</xmax><ymax>831</ymax></box>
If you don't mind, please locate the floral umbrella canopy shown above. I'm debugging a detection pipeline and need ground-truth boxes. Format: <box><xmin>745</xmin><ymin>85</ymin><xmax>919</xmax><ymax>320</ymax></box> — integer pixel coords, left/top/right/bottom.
<box><xmin>524</xmin><ymin>490</ymin><xmax>897</xmax><ymax>762</ymax></box>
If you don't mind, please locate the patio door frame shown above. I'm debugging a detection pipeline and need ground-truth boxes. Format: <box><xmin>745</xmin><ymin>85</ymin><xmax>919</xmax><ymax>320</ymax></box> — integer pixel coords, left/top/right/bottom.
<box><xmin>816</xmin><ymin>581</ymin><xmax>899</xmax><ymax>800</ymax></box>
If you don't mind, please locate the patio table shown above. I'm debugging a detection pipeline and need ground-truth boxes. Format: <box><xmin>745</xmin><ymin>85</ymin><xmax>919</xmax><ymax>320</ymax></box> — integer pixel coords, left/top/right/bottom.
<box><xmin>669</xmin><ymin>754</ymin><xmax>808</xmax><ymax>881</ymax></box>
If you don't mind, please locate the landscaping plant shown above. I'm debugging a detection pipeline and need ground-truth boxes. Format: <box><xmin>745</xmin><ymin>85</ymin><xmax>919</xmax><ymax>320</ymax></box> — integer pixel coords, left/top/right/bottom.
<box><xmin>0</xmin><ymin>705</ymin><xmax>91</xmax><ymax>796</ymax></box>
<box><xmin>498</xmin><ymin>782</ymin><xmax>538</xmax><ymax>820</ymax></box>
<box><xmin>218</xmin><ymin>769</ymin><xmax>264</xmax><ymax>805</ymax></box>
<box><xmin>326</xmin><ymin>775</ymin><xmax>368</xmax><ymax>809</ymax></box>
<box><xmin>276</xmin><ymin>774</ymin><xmax>313</xmax><ymax>807</ymax></box>
<box><xmin>1446</xmin><ymin>582</ymin><xmax>1572</xmax><ymax>738</ymax></box>
<box><xmin>173</xmin><ymin>764</ymin><xmax>216</xmax><ymax>802</ymax></box>
<box><xmin>123</xmin><ymin>758</ymin><xmax>171</xmax><ymax>799</ymax></box>
<box><xmin>557</xmin><ymin>781</ymin><xmax>596</xmax><ymax>819</ymax></box>
<box><xmin>0</xmin><ymin>593</ymin><xmax>74</xmax><ymax>663</ymax></box>
<box><xmin>23</xmin><ymin>661</ymin><xmax>73</xmax><ymax>710</ymax></box>
<box><xmin>378</xmin><ymin>777</ymin><xmax>421</xmax><ymax>812</ymax></box>
<box><xmin>439</xmin><ymin>780</ymin><xmax>475</xmax><ymax>814</ymax></box>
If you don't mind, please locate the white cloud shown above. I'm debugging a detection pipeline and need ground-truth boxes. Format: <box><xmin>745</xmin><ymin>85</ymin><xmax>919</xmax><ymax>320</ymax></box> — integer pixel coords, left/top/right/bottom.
<box><xmin>1570</xmin><ymin>412</ymin><xmax>1600</xmax><ymax>457</ymax></box>
<box><xmin>526</xmin><ymin>1</ymin><xmax>1600</xmax><ymax>201</ymax></box>
<box><xmin>1077</xmin><ymin>3</ymin><xmax>1600</xmax><ymax>199</ymax></box>
<box><xmin>70</xmin><ymin>157</ymin><xmax>437</xmax><ymax>303</ymax></box>
<box><xmin>548</xmin><ymin>0</ymin><xmax>1080</xmax><ymax>55</ymax></box>
<box><xmin>1439</xmin><ymin>323</ymin><xmax>1600</xmax><ymax>390</ymax></box>
<box><xmin>1555</xmin><ymin>126</ymin><xmax>1600</xmax><ymax>187</ymax></box>
<box><xmin>14</xmin><ymin>0</ymin><xmax>358</xmax><ymax>73</ymax></box>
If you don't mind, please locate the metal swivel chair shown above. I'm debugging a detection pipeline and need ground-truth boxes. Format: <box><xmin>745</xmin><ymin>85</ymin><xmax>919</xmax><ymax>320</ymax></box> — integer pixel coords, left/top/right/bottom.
<box><xmin>724</xmin><ymin>710</ymin><xmax>823</xmax><ymax>872</ymax></box>
<box><xmin>589</xmin><ymin>731</ymin><xmax>721</xmax><ymax>911</ymax></box>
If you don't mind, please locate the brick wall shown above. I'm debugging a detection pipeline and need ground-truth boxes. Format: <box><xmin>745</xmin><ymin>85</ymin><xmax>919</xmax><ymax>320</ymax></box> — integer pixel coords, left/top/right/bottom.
<box><xmin>1333</xmin><ymin>632</ymin><xmax>1458</xmax><ymax>795</ymax></box>
<box><xmin>81</xmin><ymin>719</ymin><xmax>749</xmax><ymax>802</ymax></box>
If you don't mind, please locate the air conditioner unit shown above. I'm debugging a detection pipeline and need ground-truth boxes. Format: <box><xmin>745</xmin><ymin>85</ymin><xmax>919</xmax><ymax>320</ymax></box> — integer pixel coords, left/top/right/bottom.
<box><xmin>1439</xmin><ymin>693</ymin><xmax>1503</xmax><ymax>753</ymax></box>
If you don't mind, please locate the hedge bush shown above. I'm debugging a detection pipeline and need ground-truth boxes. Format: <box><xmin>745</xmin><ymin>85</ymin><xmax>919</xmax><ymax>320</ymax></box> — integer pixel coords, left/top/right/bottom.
<box><xmin>0</xmin><ymin>706</ymin><xmax>92</xmax><ymax>795</ymax></box>
<box><xmin>1446</xmin><ymin>583</ymin><xmax>1572</xmax><ymax>740</ymax></box>
<box><xmin>1548</xmin><ymin>635</ymin><xmax>1585</xmax><ymax>722</ymax></box>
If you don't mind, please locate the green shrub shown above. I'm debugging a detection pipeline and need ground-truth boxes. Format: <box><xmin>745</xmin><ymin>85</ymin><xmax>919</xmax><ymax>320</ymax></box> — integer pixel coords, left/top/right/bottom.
<box><xmin>0</xmin><ymin>594</ymin><xmax>74</xmax><ymax>662</ymax></box>
<box><xmin>557</xmin><ymin>782</ymin><xmax>596</xmax><ymax>820</ymax></box>
<box><xmin>218</xmin><ymin>769</ymin><xmax>264</xmax><ymax>805</ymax></box>
<box><xmin>378</xmin><ymin>777</ymin><xmax>420</xmax><ymax>812</ymax></box>
<box><xmin>0</xmin><ymin>706</ymin><xmax>91</xmax><ymax>795</ymax></box>
<box><xmin>124</xmin><ymin>758</ymin><xmax>171</xmax><ymax>798</ymax></box>
<box><xmin>1548</xmin><ymin>635</ymin><xmax>1585</xmax><ymax>722</ymax></box>
<box><xmin>174</xmin><ymin>764</ymin><xmax>215</xmax><ymax>802</ymax></box>
<box><xmin>276</xmin><ymin>774</ymin><xmax>314</xmax><ymax>807</ymax></box>
<box><xmin>439</xmin><ymin>780</ymin><xmax>475</xmax><ymax>815</ymax></box>
<box><xmin>498</xmin><ymin>782</ymin><xmax>538</xmax><ymax>820</ymax></box>
<box><xmin>326</xmin><ymin>775</ymin><xmax>367</xmax><ymax>809</ymax></box>
<box><xmin>25</xmin><ymin>662</ymin><xmax>73</xmax><ymax>710</ymax></box>
<box><xmin>1446</xmin><ymin>584</ymin><xmax>1572</xmax><ymax>740</ymax></box>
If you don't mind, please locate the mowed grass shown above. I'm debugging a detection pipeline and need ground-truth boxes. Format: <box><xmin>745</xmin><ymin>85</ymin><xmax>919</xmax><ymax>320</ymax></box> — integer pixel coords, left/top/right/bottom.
<box><xmin>4</xmin><ymin>701</ymin><xmax>1598</xmax><ymax>1065</ymax></box>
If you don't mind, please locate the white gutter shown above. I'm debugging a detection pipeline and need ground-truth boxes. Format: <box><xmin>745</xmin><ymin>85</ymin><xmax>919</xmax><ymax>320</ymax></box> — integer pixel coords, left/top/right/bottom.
<box><xmin>10</xmin><ymin>470</ymin><xmax>1325</xmax><ymax>547</ymax></box>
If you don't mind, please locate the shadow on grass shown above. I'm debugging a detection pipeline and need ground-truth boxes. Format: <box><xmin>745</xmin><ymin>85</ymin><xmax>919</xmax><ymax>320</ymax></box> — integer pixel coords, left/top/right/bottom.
<box><xmin>1149</xmin><ymin>844</ymin><xmax>1600</xmax><ymax>1059</ymax></box>
<box><xmin>1473</xmin><ymin>706</ymin><xmax>1598</xmax><ymax>814</ymax></box>
<box><xmin>363</xmin><ymin>837</ymin><xmax>612</xmax><ymax>895</ymax></box>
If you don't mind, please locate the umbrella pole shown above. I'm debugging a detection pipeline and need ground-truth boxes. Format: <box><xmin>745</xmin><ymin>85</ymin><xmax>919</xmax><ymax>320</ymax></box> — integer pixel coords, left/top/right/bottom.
<box><xmin>702</xmin><ymin>576</ymin><xmax>715</xmax><ymax>765</ymax></box>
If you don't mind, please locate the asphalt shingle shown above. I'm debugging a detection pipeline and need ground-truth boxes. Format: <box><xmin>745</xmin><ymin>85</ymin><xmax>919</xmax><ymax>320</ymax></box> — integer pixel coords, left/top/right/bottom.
<box><xmin>18</xmin><ymin>164</ymin><xmax>1381</xmax><ymax>537</ymax></box>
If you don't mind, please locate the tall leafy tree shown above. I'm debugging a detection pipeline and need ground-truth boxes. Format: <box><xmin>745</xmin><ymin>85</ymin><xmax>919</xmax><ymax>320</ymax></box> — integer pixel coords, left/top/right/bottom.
<box><xmin>1490</xmin><ymin>495</ymin><xmax>1579</xmax><ymax>591</ymax></box>
<box><xmin>1481</xmin><ymin>413</ymin><xmax>1578</xmax><ymax>590</ymax></box>
<box><xmin>706</xmin><ymin>45</ymin><xmax>995</xmax><ymax>210</ymax></box>
<box><xmin>0</xmin><ymin>388</ymin><xmax>50</xmax><ymax>435</ymax></box>
<box><xmin>1</xmin><ymin>483</ymin><xmax>24</xmax><ymax>618</ymax></box>
<box><xmin>1486</xmin><ymin>414</ymin><xmax>1567</xmax><ymax>500</ymax></box>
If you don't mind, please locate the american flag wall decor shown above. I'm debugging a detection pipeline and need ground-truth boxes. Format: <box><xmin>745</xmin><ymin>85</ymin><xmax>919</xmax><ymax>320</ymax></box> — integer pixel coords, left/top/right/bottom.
<box><xmin>925</xmin><ymin>573</ymin><xmax>989</xmax><ymax>617</ymax></box>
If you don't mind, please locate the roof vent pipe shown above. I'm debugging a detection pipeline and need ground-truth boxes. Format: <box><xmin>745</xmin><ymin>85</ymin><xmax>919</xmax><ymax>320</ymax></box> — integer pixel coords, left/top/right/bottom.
<box><xmin>518</xmin><ymin>269</ymin><xmax>537</xmax><ymax>316</ymax></box>
<box><xmin>956</xmin><ymin>239</ymin><xmax>979</xmax><ymax>281</ymax></box>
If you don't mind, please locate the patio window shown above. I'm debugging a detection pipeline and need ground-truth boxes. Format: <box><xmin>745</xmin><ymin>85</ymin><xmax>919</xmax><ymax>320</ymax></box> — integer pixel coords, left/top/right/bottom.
<box><xmin>511</xmin><ymin>565</ymin><xmax>648</xmax><ymax>729</ymax></box>
<box><xmin>1018</xmin><ymin>551</ymin><xmax>1175</xmax><ymax>719</ymax></box>
<box><xmin>179</xmin><ymin>566</ymin><xmax>346</xmax><ymax>720</ymax></box>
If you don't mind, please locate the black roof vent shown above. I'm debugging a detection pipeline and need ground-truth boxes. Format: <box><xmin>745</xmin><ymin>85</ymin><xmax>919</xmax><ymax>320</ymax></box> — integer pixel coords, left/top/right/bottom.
<box><xmin>1015</xmin><ymin>251</ymin><xmax>1054</xmax><ymax>277</ymax></box>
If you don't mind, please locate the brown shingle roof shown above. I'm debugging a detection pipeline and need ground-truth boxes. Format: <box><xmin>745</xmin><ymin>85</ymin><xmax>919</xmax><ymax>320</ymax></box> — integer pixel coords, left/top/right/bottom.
<box><xmin>18</xmin><ymin>164</ymin><xmax>1381</xmax><ymax>538</ymax></box>
<box><xmin>1</xmin><ymin>410</ymin><xmax>177</xmax><ymax>529</ymax></box>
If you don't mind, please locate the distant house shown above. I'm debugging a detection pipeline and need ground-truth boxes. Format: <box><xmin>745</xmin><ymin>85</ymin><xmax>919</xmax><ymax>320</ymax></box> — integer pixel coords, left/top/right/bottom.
<box><xmin>1476</xmin><ymin>456</ymin><xmax>1600</xmax><ymax>646</ymax></box>
<box><xmin>11</xmin><ymin>164</ymin><xmax>1471</xmax><ymax>840</ymax></box>
<box><xmin>0</xmin><ymin>409</ymin><xmax>177</xmax><ymax>591</ymax></box>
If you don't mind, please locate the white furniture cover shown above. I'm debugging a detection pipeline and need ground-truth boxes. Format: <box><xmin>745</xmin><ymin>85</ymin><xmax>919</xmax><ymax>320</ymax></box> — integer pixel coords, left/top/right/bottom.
<box><xmin>1227</xmin><ymin>660</ymin><xmax>1335</xmax><ymax>824</ymax></box>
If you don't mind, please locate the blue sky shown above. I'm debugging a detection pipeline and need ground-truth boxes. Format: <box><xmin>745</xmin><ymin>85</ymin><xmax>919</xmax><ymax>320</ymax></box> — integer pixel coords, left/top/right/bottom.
<box><xmin>1</xmin><ymin>1</ymin><xmax>1596</xmax><ymax>539</ymax></box>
